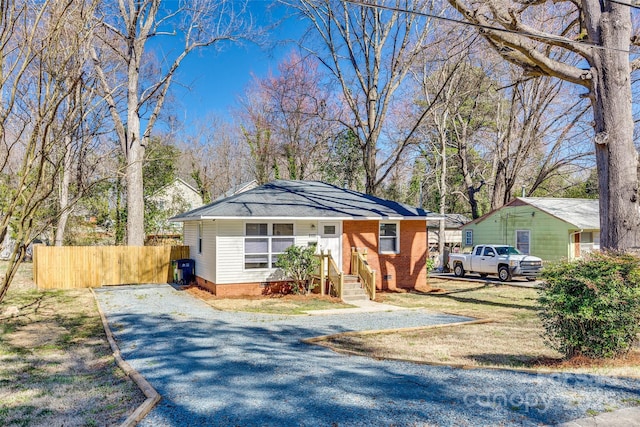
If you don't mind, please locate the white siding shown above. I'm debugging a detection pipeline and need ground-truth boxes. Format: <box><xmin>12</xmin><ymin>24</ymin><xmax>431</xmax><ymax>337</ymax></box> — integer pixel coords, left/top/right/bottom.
<box><xmin>184</xmin><ymin>220</ymin><xmax>216</xmax><ymax>283</ymax></box>
<box><xmin>215</xmin><ymin>219</ymin><xmax>322</xmax><ymax>285</ymax></box>
<box><xmin>183</xmin><ymin>222</ymin><xmax>197</xmax><ymax>250</ymax></box>
<box><xmin>216</xmin><ymin>220</ymin><xmax>245</xmax><ymax>284</ymax></box>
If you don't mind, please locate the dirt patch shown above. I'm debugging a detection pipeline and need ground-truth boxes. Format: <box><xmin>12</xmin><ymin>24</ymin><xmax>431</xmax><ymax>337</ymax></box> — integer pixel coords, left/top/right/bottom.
<box><xmin>185</xmin><ymin>285</ymin><xmax>352</xmax><ymax>314</ymax></box>
<box><xmin>6</xmin><ymin>321</ymin><xmax>69</xmax><ymax>348</ymax></box>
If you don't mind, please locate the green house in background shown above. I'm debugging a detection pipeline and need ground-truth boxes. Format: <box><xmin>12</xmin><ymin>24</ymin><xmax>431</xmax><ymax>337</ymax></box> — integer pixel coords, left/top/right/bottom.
<box><xmin>461</xmin><ymin>197</ymin><xmax>600</xmax><ymax>262</ymax></box>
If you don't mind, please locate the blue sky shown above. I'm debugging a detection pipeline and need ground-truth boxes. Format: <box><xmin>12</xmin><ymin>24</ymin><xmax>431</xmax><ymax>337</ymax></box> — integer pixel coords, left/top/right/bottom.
<box><xmin>169</xmin><ymin>1</ymin><xmax>305</xmax><ymax>125</ymax></box>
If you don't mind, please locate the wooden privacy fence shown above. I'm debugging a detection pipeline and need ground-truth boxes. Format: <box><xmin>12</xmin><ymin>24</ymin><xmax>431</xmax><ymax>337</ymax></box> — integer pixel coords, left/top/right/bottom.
<box><xmin>34</xmin><ymin>245</ymin><xmax>190</xmax><ymax>290</ymax></box>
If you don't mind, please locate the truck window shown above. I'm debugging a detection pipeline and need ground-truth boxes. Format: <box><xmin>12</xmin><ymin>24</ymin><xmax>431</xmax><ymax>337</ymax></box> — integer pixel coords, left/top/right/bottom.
<box><xmin>475</xmin><ymin>246</ymin><xmax>483</xmax><ymax>256</ymax></box>
<box><xmin>496</xmin><ymin>246</ymin><xmax>522</xmax><ymax>256</ymax></box>
<box><xmin>483</xmin><ymin>247</ymin><xmax>495</xmax><ymax>256</ymax></box>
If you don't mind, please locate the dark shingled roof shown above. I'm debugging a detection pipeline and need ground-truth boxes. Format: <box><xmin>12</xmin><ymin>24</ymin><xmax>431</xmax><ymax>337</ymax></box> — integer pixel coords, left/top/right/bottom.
<box><xmin>171</xmin><ymin>180</ymin><xmax>433</xmax><ymax>221</ymax></box>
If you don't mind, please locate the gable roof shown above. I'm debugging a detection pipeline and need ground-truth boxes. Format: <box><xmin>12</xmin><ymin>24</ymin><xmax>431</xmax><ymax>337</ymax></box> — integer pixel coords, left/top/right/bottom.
<box><xmin>153</xmin><ymin>177</ymin><xmax>201</xmax><ymax>197</ymax></box>
<box><xmin>220</xmin><ymin>180</ymin><xmax>259</xmax><ymax>199</ymax></box>
<box><xmin>517</xmin><ymin>197</ymin><xmax>599</xmax><ymax>229</ymax></box>
<box><xmin>171</xmin><ymin>180</ymin><xmax>434</xmax><ymax>221</ymax></box>
<box><xmin>427</xmin><ymin>213</ymin><xmax>470</xmax><ymax>229</ymax></box>
<box><xmin>467</xmin><ymin>197</ymin><xmax>599</xmax><ymax>230</ymax></box>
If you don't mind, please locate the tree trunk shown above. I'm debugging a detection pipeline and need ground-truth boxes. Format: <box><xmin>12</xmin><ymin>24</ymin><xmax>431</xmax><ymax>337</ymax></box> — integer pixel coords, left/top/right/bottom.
<box><xmin>591</xmin><ymin>7</ymin><xmax>640</xmax><ymax>251</ymax></box>
<box><xmin>126</xmin><ymin>87</ymin><xmax>145</xmax><ymax>246</ymax></box>
<box><xmin>364</xmin><ymin>89</ymin><xmax>379</xmax><ymax>195</ymax></box>
<box><xmin>458</xmin><ymin>138</ymin><xmax>481</xmax><ymax>219</ymax></box>
<box><xmin>54</xmin><ymin>140</ymin><xmax>73</xmax><ymax>246</ymax></box>
<box><xmin>438</xmin><ymin>133</ymin><xmax>447</xmax><ymax>270</ymax></box>
<box><xmin>364</xmin><ymin>136</ymin><xmax>377</xmax><ymax>195</ymax></box>
<box><xmin>491</xmin><ymin>159</ymin><xmax>507</xmax><ymax>210</ymax></box>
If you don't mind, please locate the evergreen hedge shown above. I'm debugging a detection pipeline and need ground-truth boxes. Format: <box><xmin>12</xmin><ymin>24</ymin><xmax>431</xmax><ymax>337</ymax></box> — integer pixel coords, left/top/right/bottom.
<box><xmin>538</xmin><ymin>251</ymin><xmax>640</xmax><ymax>358</ymax></box>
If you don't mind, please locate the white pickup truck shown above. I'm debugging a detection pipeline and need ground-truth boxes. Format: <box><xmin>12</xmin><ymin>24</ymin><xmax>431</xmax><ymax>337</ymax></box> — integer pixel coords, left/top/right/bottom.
<box><xmin>448</xmin><ymin>245</ymin><xmax>543</xmax><ymax>282</ymax></box>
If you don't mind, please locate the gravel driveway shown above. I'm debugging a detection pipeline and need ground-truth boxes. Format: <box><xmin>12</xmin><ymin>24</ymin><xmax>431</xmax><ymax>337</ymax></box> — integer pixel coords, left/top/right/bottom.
<box><xmin>94</xmin><ymin>284</ymin><xmax>640</xmax><ymax>427</ymax></box>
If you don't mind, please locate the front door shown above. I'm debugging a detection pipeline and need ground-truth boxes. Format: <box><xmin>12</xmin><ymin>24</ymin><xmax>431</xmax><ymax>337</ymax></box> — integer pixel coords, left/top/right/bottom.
<box><xmin>479</xmin><ymin>246</ymin><xmax>498</xmax><ymax>273</ymax></box>
<box><xmin>318</xmin><ymin>221</ymin><xmax>342</xmax><ymax>269</ymax></box>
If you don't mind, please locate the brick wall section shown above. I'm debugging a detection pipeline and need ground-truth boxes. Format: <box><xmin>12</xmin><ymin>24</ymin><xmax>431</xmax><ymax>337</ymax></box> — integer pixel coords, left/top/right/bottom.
<box><xmin>342</xmin><ymin>220</ymin><xmax>428</xmax><ymax>290</ymax></box>
<box><xmin>195</xmin><ymin>276</ymin><xmax>293</xmax><ymax>297</ymax></box>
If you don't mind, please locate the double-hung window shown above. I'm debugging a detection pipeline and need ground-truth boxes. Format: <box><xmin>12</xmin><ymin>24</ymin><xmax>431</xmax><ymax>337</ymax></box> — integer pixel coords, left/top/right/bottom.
<box><xmin>516</xmin><ymin>230</ymin><xmax>530</xmax><ymax>254</ymax></box>
<box><xmin>244</xmin><ymin>223</ymin><xmax>294</xmax><ymax>269</ymax></box>
<box><xmin>379</xmin><ymin>222</ymin><xmax>399</xmax><ymax>253</ymax></box>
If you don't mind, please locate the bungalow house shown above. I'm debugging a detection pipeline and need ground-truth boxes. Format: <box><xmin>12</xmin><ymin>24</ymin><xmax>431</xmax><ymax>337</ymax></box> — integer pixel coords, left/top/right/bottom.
<box><xmin>427</xmin><ymin>213</ymin><xmax>470</xmax><ymax>269</ymax></box>
<box><xmin>171</xmin><ymin>180</ymin><xmax>435</xmax><ymax>297</ymax></box>
<box><xmin>462</xmin><ymin>197</ymin><xmax>599</xmax><ymax>262</ymax></box>
<box><xmin>146</xmin><ymin>178</ymin><xmax>204</xmax><ymax>243</ymax></box>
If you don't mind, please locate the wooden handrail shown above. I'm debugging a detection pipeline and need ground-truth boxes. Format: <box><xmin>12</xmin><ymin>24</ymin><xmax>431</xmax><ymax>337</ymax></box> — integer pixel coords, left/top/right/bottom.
<box><xmin>351</xmin><ymin>247</ymin><xmax>376</xmax><ymax>300</ymax></box>
<box><xmin>315</xmin><ymin>250</ymin><xmax>342</xmax><ymax>299</ymax></box>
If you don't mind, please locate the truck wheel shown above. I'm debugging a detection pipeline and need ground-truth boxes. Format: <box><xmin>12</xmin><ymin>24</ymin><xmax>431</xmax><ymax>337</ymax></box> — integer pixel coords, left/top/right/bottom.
<box><xmin>498</xmin><ymin>266</ymin><xmax>512</xmax><ymax>282</ymax></box>
<box><xmin>453</xmin><ymin>263</ymin><xmax>465</xmax><ymax>278</ymax></box>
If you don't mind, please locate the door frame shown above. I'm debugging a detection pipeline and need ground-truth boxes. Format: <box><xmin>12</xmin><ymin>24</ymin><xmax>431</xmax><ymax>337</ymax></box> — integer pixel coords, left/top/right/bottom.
<box><xmin>317</xmin><ymin>221</ymin><xmax>342</xmax><ymax>266</ymax></box>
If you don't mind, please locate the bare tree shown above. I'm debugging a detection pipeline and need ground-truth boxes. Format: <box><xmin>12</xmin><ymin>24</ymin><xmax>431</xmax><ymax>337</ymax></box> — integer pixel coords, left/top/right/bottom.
<box><xmin>443</xmin><ymin>0</ymin><xmax>640</xmax><ymax>251</ymax></box>
<box><xmin>237</xmin><ymin>52</ymin><xmax>340</xmax><ymax>181</ymax></box>
<box><xmin>489</xmin><ymin>73</ymin><xmax>592</xmax><ymax>208</ymax></box>
<box><xmin>237</xmin><ymin>85</ymin><xmax>279</xmax><ymax>185</ymax></box>
<box><xmin>0</xmin><ymin>0</ymin><xmax>99</xmax><ymax>302</ymax></box>
<box><xmin>90</xmin><ymin>0</ymin><xmax>250</xmax><ymax>245</ymax></box>
<box><xmin>288</xmin><ymin>0</ymin><xmax>444</xmax><ymax>195</ymax></box>
<box><xmin>178</xmin><ymin>115</ymin><xmax>252</xmax><ymax>201</ymax></box>
<box><xmin>416</xmin><ymin>60</ymin><xmax>495</xmax><ymax>219</ymax></box>
<box><xmin>53</xmin><ymin>22</ymin><xmax>112</xmax><ymax>246</ymax></box>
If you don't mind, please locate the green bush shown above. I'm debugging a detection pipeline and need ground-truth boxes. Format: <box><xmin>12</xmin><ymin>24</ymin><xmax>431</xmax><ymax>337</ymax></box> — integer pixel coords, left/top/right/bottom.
<box><xmin>538</xmin><ymin>251</ymin><xmax>640</xmax><ymax>358</ymax></box>
<box><xmin>275</xmin><ymin>245</ymin><xmax>320</xmax><ymax>295</ymax></box>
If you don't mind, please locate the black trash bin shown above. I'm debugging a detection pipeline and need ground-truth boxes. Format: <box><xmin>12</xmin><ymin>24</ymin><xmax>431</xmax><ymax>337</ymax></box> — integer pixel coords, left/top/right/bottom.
<box><xmin>176</xmin><ymin>259</ymin><xmax>195</xmax><ymax>285</ymax></box>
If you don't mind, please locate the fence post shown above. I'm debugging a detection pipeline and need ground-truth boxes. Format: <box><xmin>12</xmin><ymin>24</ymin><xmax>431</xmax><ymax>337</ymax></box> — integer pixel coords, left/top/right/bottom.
<box><xmin>371</xmin><ymin>270</ymin><xmax>376</xmax><ymax>300</ymax></box>
<box><xmin>351</xmin><ymin>247</ymin><xmax>358</xmax><ymax>276</ymax></box>
<box><xmin>320</xmin><ymin>250</ymin><xmax>326</xmax><ymax>296</ymax></box>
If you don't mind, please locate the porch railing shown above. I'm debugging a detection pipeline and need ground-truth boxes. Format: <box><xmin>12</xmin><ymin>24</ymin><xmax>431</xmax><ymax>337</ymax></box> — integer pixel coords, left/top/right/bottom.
<box><xmin>315</xmin><ymin>250</ymin><xmax>343</xmax><ymax>299</ymax></box>
<box><xmin>351</xmin><ymin>247</ymin><xmax>376</xmax><ymax>300</ymax></box>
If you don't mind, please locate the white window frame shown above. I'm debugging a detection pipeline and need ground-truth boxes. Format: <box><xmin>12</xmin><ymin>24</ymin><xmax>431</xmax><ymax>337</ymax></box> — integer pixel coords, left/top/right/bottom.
<box><xmin>464</xmin><ymin>229</ymin><xmax>473</xmax><ymax>246</ymax></box>
<box><xmin>244</xmin><ymin>222</ymin><xmax>295</xmax><ymax>270</ymax></box>
<box><xmin>379</xmin><ymin>221</ymin><xmax>400</xmax><ymax>254</ymax></box>
<box><xmin>515</xmin><ymin>229</ymin><xmax>530</xmax><ymax>255</ymax></box>
<box><xmin>579</xmin><ymin>231</ymin><xmax>599</xmax><ymax>254</ymax></box>
<box><xmin>198</xmin><ymin>222</ymin><xmax>203</xmax><ymax>254</ymax></box>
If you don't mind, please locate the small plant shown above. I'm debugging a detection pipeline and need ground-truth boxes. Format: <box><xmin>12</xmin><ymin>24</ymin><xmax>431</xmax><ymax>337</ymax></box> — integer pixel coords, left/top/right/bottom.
<box><xmin>538</xmin><ymin>251</ymin><xmax>640</xmax><ymax>359</ymax></box>
<box><xmin>426</xmin><ymin>257</ymin><xmax>436</xmax><ymax>274</ymax></box>
<box><xmin>275</xmin><ymin>245</ymin><xmax>320</xmax><ymax>295</ymax></box>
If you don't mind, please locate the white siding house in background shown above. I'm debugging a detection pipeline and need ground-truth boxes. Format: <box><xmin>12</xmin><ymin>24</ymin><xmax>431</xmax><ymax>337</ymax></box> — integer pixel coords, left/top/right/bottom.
<box><xmin>427</xmin><ymin>213</ymin><xmax>470</xmax><ymax>270</ymax></box>
<box><xmin>147</xmin><ymin>178</ymin><xmax>204</xmax><ymax>242</ymax></box>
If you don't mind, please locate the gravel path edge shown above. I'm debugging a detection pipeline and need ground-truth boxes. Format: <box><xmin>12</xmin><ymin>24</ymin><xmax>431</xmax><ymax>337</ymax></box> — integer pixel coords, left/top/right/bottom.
<box><xmin>90</xmin><ymin>288</ymin><xmax>161</xmax><ymax>427</ymax></box>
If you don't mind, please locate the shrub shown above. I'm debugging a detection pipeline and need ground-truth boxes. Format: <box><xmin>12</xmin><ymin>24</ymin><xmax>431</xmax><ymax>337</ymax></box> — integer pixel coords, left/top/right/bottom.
<box><xmin>426</xmin><ymin>257</ymin><xmax>436</xmax><ymax>274</ymax></box>
<box><xmin>538</xmin><ymin>251</ymin><xmax>640</xmax><ymax>358</ymax></box>
<box><xmin>275</xmin><ymin>245</ymin><xmax>320</xmax><ymax>295</ymax></box>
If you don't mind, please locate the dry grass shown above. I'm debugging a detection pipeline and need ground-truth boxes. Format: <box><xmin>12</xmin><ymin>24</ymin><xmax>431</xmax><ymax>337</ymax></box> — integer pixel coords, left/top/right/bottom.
<box><xmin>320</xmin><ymin>278</ymin><xmax>640</xmax><ymax>377</ymax></box>
<box><xmin>0</xmin><ymin>261</ymin><xmax>145</xmax><ymax>426</ymax></box>
<box><xmin>186</xmin><ymin>286</ymin><xmax>355</xmax><ymax>315</ymax></box>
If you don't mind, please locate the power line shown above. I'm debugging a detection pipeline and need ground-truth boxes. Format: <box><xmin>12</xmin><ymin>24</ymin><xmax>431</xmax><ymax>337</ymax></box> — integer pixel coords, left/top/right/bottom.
<box><xmin>343</xmin><ymin>0</ymin><xmax>639</xmax><ymax>55</ymax></box>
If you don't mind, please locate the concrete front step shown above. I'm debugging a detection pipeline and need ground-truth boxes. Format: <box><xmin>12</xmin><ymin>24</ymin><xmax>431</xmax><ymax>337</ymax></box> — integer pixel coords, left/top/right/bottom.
<box><xmin>343</xmin><ymin>288</ymin><xmax>367</xmax><ymax>296</ymax></box>
<box><xmin>341</xmin><ymin>279</ymin><xmax>370</xmax><ymax>302</ymax></box>
<box><xmin>343</xmin><ymin>275</ymin><xmax>359</xmax><ymax>285</ymax></box>
<box><xmin>343</xmin><ymin>294</ymin><xmax>370</xmax><ymax>302</ymax></box>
